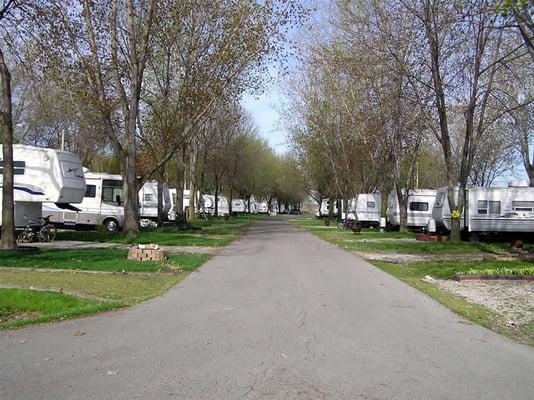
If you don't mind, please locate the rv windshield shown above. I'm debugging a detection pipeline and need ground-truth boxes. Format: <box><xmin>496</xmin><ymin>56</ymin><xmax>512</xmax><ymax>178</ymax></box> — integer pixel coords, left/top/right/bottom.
<box><xmin>102</xmin><ymin>179</ymin><xmax>123</xmax><ymax>206</ymax></box>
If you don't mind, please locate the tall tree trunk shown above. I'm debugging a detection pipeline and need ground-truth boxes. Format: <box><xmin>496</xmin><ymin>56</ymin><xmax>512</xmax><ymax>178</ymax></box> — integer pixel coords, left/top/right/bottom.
<box><xmin>396</xmin><ymin>188</ymin><xmax>408</xmax><ymax>233</ymax></box>
<box><xmin>328</xmin><ymin>197</ymin><xmax>334</xmax><ymax>219</ymax></box>
<box><xmin>157</xmin><ymin>177</ymin><xmax>164</xmax><ymax>228</ymax></box>
<box><xmin>0</xmin><ymin>48</ymin><xmax>15</xmax><ymax>250</ymax></box>
<box><xmin>228</xmin><ymin>189</ymin><xmax>233</xmax><ymax>216</ymax></box>
<box><xmin>174</xmin><ymin>150</ymin><xmax>185</xmax><ymax>222</ymax></box>
<box><xmin>187</xmin><ymin>147</ymin><xmax>197</xmax><ymax>220</ymax></box>
<box><xmin>121</xmin><ymin>146</ymin><xmax>139</xmax><ymax>234</ymax></box>
<box><xmin>214</xmin><ymin>175</ymin><xmax>219</xmax><ymax>217</ymax></box>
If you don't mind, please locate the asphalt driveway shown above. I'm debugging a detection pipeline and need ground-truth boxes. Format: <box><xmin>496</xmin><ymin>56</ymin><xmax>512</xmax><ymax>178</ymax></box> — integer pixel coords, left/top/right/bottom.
<box><xmin>1</xmin><ymin>217</ymin><xmax>533</xmax><ymax>399</ymax></box>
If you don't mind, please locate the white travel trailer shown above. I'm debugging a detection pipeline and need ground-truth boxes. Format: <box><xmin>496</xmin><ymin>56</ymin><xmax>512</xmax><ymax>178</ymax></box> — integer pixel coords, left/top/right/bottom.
<box><xmin>387</xmin><ymin>189</ymin><xmax>437</xmax><ymax>229</ymax></box>
<box><xmin>44</xmin><ymin>171</ymin><xmax>124</xmax><ymax>231</ymax></box>
<box><xmin>317</xmin><ymin>199</ymin><xmax>339</xmax><ymax>217</ymax></box>
<box><xmin>138</xmin><ymin>181</ymin><xmax>173</xmax><ymax>221</ymax></box>
<box><xmin>258</xmin><ymin>202</ymin><xmax>268</xmax><ymax>213</ymax></box>
<box><xmin>199</xmin><ymin>194</ymin><xmax>229</xmax><ymax>217</ymax></box>
<box><xmin>349</xmin><ymin>193</ymin><xmax>381</xmax><ymax>227</ymax></box>
<box><xmin>231</xmin><ymin>199</ymin><xmax>246</xmax><ymax>214</ymax></box>
<box><xmin>1</xmin><ymin>144</ymin><xmax>86</xmax><ymax>228</ymax></box>
<box><xmin>246</xmin><ymin>197</ymin><xmax>258</xmax><ymax>214</ymax></box>
<box><xmin>432</xmin><ymin>182</ymin><xmax>534</xmax><ymax>235</ymax></box>
<box><xmin>169</xmin><ymin>188</ymin><xmax>177</xmax><ymax>220</ymax></box>
<box><xmin>169</xmin><ymin>187</ymin><xmax>191</xmax><ymax>218</ymax></box>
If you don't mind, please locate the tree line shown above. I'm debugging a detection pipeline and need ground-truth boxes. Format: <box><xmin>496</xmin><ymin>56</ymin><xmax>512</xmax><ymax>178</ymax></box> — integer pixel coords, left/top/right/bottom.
<box><xmin>286</xmin><ymin>0</ymin><xmax>533</xmax><ymax>241</ymax></box>
<box><xmin>0</xmin><ymin>0</ymin><xmax>309</xmax><ymax>249</ymax></box>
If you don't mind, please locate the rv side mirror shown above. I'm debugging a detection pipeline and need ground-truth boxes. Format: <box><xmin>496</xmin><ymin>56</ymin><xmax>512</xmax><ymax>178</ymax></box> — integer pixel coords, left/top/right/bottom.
<box><xmin>116</xmin><ymin>195</ymin><xmax>122</xmax><ymax>206</ymax></box>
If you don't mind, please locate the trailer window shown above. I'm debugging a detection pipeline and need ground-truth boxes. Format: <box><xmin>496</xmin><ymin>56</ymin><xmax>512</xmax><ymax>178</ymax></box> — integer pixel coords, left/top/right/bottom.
<box><xmin>512</xmin><ymin>201</ymin><xmax>534</xmax><ymax>212</ymax></box>
<box><xmin>102</xmin><ymin>179</ymin><xmax>123</xmax><ymax>205</ymax></box>
<box><xmin>367</xmin><ymin>201</ymin><xmax>376</xmax><ymax>209</ymax></box>
<box><xmin>84</xmin><ymin>185</ymin><xmax>96</xmax><ymax>198</ymax></box>
<box><xmin>0</xmin><ymin>160</ymin><xmax>25</xmax><ymax>175</ymax></box>
<box><xmin>409</xmin><ymin>202</ymin><xmax>428</xmax><ymax>211</ymax></box>
<box><xmin>478</xmin><ymin>200</ymin><xmax>500</xmax><ymax>215</ymax></box>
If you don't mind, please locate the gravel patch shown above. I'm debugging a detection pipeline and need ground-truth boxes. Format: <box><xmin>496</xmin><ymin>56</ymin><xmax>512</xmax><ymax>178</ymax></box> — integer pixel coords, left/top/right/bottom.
<box><xmin>352</xmin><ymin>250</ymin><xmax>485</xmax><ymax>263</ymax></box>
<box><xmin>435</xmin><ymin>279</ymin><xmax>534</xmax><ymax>325</ymax></box>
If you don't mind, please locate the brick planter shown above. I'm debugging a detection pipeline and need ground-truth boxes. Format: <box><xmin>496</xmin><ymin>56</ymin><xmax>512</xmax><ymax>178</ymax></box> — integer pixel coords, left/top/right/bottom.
<box><xmin>416</xmin><ymin>233</ymin><xmax>448</xmax><ymax>242</ymax></box>
<box><xmin>128</xmin><ymin>244</ymin><xmax>165</xmax><ymax>262</ymax></box>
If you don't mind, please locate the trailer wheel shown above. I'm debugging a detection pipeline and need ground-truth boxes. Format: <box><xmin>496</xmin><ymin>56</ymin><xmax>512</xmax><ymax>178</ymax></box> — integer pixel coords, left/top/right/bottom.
<box><xmin>103</xmin><ymin>218</ymin><xmax>119</xmax><ymax>232</ymax></box>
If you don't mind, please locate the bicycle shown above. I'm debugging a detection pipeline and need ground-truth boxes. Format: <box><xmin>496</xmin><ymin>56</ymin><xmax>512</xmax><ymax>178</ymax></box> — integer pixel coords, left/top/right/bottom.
<box><xmin>17</xmin><ymin>215</ymin><xmax>57</xmax><ymax>245</ymax></box>
<box><xmin>337</xmin><ymin>218</ymin><xmax>362</xmax><ymax>233</ymax></box>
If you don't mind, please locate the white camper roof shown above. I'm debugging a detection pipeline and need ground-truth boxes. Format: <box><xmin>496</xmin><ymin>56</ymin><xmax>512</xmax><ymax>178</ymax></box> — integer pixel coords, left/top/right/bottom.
<box><xmin>84</xmin><ymin>171</ymin><xmax>123</xmax><ymax>181</ymax></box>
<box><xmin>1</xmin><ymin>144</ymin><xmax>86</xmax><ymax>203</ymax></box>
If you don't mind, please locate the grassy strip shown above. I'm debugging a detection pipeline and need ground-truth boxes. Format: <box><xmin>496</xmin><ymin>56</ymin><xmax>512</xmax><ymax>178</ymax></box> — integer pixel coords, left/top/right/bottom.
<box><xmin>292</xmin><ymin>217</ymin><xmax>509</xmax><ymax>254</ymax></box>
<box><xmin>55</xmin><ymin>215</ymin><xmax>264</xmax><ymax>247</ymax></box>
<box><xmin>0</xmin><ymin>248</ymin><xmax>210</xmax><ymax>273</ymax></box>
<box><xmin>372</xmin><ymin>261</ymin><xmax>534</xmax><ymax>346</ymax></box>
<box><xmin>0</xmin><ymin>270</ymin><xmax>183</xmax><ymax>306</ymax></box>
<box><xmin>0</xmin><ymin>288</ymin><xmax>119</xmax><ymax>330</ymax></box>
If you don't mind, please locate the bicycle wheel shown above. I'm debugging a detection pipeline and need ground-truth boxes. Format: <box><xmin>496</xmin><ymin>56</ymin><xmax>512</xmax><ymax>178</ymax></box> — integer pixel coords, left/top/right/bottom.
<box><xmin>39</xmin><ymin>225</ymin><xmax>57</xmax><ymax>242</ymax></box>
<box><xmin>16</xmin><ymin>231</ymin><xmax>31</xmax><ymax>245</ymax></box>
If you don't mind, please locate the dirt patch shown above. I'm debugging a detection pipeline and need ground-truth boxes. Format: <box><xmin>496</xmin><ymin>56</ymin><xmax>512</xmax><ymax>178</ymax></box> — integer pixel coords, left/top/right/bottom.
<box><xmin>347</xmin><ymin>237</ymin><xmax>418</xmax><ymax>243</ymax></box>
<box><xmin>32</xmin><ymin>241</ymin><xmax>216</xmax><ymax>254</ymax></box>
<box><xmin>0</xmin><ymin>309</ymin><xmax>41</xmax><ymax>324</ymax></box>
<box><xmin>434</xmin><ymin>279</ymin><xmax>534</xmax><ymax>326</ymax></box>
<box><xmin>351</xmin><ymin>250</ymin><xmax>486</xmax><ymax>263</ymax></box>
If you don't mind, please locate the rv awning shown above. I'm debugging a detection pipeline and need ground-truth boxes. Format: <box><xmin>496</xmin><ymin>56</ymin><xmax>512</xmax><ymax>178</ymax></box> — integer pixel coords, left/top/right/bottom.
<box><xmin>55</xmin><ymin>203</ymin><xmax>81</xmax><ymax>212</ymax></box>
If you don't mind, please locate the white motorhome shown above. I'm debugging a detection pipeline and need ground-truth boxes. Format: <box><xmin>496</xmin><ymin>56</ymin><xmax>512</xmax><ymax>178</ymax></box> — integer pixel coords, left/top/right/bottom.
<box><xmin>1</xmin><ymin>144</ymin><xmax>85</xmax><ymax>228</ymax></box>
<box><xmin>432</xmin><ymin>181</ymin><xmax>534</xmax><ymax>235</ymax></box>
<box><xmin>349</xmin><ymin>193</ymin><xmax>381</xmax><ymax>227</ymax></box>
<box><xmin>44</xmin><ymin>171</ymin><xmax>124</xmax><ymax>231</ymax></box>
<box><xmin>387</xmin><ymin>189</ymin><xmax>437</xmax><ymax>229</ymax></box>
<box><xmin>139</xmin><ymin>181</ymin><xmax>173</xmax><ymax>221</ymax></box>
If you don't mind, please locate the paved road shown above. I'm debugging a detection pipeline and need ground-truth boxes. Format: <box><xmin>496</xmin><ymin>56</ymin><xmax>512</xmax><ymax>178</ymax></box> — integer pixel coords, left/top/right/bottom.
<box><xmin>1</xmin><ymin>218</ymin><xmax>534</xmax><ymax>399</ymax></box>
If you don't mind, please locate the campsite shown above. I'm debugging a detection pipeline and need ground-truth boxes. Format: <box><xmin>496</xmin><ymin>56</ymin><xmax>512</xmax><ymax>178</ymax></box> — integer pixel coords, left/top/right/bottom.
<box><xmin>1</xmin><ymin>1</ymin><xmax>534</xmax><ymax>399</ymax></box>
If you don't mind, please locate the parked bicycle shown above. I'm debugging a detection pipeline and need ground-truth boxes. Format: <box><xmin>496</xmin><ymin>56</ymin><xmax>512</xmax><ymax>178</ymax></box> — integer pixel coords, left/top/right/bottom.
<box><xmin>337</xmin><ymin>218</ymin><xmax>362</xmax><ymax>233</ymax></box>
<box><xmin>16</xmin><ymin>215</ymin><xmax>57</xmax><ymax>245</ymax></box>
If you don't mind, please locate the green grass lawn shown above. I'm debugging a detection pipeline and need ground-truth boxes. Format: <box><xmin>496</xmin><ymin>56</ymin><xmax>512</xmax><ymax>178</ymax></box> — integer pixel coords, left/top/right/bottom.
<box><xmin>292</xmin><ymin>217</ymin><xmax>510</xmax><ymax>254</ymax></box>
<box><xmin>0</xmin><ymin>248</ymin><xmax>210</xmax><ymax>273</ymax></box>
<box><xmin>0</xmin><ymin>288</ymin><xmax>119</xmax><ymax>330</ymax></box>
<box><xmin>0</xmin><ymin>216</ymin><xmax>260</xmax><ymax>329</ymax></box>
<box><xmin>55</xmin><ymin>215</ymin><xmax>262</xmax><ymax>247</ymax></box>
<box><xmin>0</xmin><ymin>270</ymin><xmax>183</xmax><ymax>306</ymax></box>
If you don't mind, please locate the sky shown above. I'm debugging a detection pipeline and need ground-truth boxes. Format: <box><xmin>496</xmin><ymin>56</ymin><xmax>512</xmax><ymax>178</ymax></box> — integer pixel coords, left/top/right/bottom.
<box><xmin>241</xmin><ymin>83</ymin><xmax>287</xmax><ymax>154</ymax></box>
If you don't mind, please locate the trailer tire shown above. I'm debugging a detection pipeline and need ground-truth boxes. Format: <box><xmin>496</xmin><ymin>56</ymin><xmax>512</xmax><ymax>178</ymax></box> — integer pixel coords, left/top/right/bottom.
<box><xmin>103</xmin><ymin>218</ymin><xmax>120</xmax><ymax>232</ymax></box>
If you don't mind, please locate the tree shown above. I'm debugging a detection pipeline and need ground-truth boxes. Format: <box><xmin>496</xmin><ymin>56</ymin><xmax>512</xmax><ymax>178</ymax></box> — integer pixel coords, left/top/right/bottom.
<box><xmin>1</xmin><ymin>0</ymin><xmax>30</xmax><ymax>250</ymax></box>
<box><xmin>43</xmin><ymin>0</ymin><xmax>157</xmax><ymax>234</ymax></box>
<box><xmin>407</xmin><ymin>0</ymin><xmax>521</xmax><ymax>241</ymax></box>
<box><xmin>139</xmin><ymin>0</ymin><xmax>307</xmax><ymax>221</ymax></box>
<box><xmin>500</xmin><ymin>0</ymin><xmax>534</xmax><ymax>63</ymax></box>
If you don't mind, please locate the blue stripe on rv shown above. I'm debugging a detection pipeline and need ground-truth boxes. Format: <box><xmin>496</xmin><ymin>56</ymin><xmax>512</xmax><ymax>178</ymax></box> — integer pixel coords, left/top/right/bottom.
<box><xmin>0</xmin><ymin>185</ymin><xmax>45</xmax><ymax>196</ymax></box>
